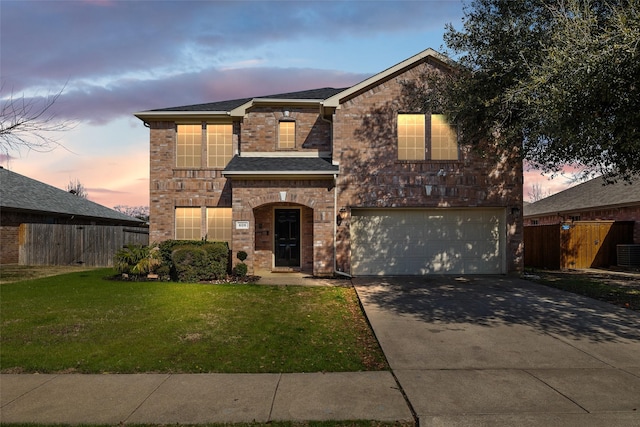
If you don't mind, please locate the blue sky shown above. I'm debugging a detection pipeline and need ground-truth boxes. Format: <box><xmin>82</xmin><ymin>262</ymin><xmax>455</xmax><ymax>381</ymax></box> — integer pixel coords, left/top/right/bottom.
<box><xmin>1</xmin><ymin>0</ymin><xmax>569</xmax><ymax>208</ymax></box>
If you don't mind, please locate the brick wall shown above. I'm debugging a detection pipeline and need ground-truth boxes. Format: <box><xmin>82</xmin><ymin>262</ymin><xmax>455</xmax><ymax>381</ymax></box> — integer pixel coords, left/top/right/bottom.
<box><xmin>241</xmin><ymin>106</ymin><xmax>331</xmax><ymax>153</ymax></box>
<box><xmin>0</xmin><ymin>225</ymin><xmax>19</xmax><ymax>264</ymax></box>
<box><xmin>231</xmin><ymin>179</ymin><xmax>335</xmax><ymax>275</ymax></box>
<box><xmin>147</xmin><ymin>121</ymin><xmax>235</xmax><ymax>243</ymax></box>
<box><xmin>332</xmin><ymin>59</ymin><xmax>524</xmax><ymax>273</ymax></box>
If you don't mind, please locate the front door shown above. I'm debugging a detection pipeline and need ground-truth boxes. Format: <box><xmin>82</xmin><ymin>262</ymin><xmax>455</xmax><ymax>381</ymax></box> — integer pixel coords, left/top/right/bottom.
<box><xmin>274</xmin><ymin>209</ymin><xmax>300</xmax><ymax>267</ymax></box>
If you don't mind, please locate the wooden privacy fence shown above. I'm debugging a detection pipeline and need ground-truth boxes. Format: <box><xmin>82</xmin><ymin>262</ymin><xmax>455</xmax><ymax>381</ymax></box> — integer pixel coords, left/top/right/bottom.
<box><xmin>524</xmin><ymin>221</ymin><xmax>634</xmax><ymax>270</ymax></box>
<box><xmin>19</xmin><ymin>224</ymin><xmax>149</xmax><ymax>267</ymax></box>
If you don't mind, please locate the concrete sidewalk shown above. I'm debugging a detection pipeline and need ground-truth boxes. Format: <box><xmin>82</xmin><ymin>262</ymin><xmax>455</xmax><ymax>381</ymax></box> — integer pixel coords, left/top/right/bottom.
<box><xmin>1</xmin><ymin>372</ymin><xmax>412</xmax><ymax>424</ymax></box>
<box><xmin>354</xmin><ymin>275</ymin><xmax>640</xmax><ymax>427</ymax></box>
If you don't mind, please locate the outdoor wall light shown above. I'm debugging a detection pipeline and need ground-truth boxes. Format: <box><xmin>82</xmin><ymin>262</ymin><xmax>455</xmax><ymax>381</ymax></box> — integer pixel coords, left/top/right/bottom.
<box><xmin>511</xmin><ymin>206</ymin><xmax>521</xmax><ymax>216</ymax></box>
<box><xmin>337</xmin><ymin>207</ymin><xmax>348</xmax><ymax>226</ymax></box>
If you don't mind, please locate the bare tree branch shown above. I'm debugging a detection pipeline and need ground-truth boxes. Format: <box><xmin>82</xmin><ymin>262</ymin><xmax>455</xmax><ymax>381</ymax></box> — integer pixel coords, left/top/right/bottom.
<box><xmin>0</xmin><ymin>83</ymin><xmax>76</xmax><ymax>156</ymax></box>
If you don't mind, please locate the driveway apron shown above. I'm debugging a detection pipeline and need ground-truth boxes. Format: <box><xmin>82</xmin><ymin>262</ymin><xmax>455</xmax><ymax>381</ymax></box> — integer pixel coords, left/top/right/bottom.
<box><xmin>354</xmin><ymin>276</ymin><xmax>640</xmax><ymax>426</ymax></box>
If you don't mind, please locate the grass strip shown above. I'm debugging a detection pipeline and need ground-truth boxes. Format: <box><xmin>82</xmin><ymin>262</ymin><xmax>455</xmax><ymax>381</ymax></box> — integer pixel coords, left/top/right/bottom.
<box><xmin>529</xmin><ymin>271</ymin><xmax>640</xmax><ymax>311</ymax></box>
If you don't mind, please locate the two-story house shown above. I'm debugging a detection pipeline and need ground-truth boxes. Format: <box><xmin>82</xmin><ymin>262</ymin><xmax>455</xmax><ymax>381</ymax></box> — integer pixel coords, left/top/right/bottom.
<box><xmin>135</xmin><ymin>48</ymin><xmax>523</xmax><ymax>276</ymax></box>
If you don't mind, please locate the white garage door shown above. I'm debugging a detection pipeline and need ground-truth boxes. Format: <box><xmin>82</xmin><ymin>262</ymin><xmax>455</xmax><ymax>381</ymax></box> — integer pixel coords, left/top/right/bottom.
<box><xmin>351</xmin><ymin>208</ymin><xmax>505</xmax><ymax>275</ymax></box>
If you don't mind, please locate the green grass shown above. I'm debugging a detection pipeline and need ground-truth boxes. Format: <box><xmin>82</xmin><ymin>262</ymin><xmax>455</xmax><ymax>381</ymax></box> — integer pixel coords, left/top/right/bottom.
<box><xmin>529</xmin><ymin>271</ymin><xmax>640</xmax><ymax>311</ymax></box>
<box><xmin>0</xmin><ymin>269</ymin><xmax>387</xmax><ymax>374</ymax></box>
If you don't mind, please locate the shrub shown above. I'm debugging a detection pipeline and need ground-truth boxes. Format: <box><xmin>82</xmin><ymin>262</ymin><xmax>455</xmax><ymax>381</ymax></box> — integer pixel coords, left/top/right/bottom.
<box><xmin>202</xmin><ymin>243</ymin><xmax>228</xmax><ymax>280</ymax></box>
<box><xmin>114</xmin><ymin>244</ymin><xmax>161</xmax><ymax>277</ymax></box>
<box><xmin>237</xmin><ymin>251</ymin><xmax>248</xmax><ymax>262</ymax></box>
<box><xmin>171</xmin><ymin>245</ymin><xmax>209</xmax><ymax>282</ymax></box>
<box><xmin>161</xmin><ymin>240</ymin><xmax>230</xmax><ymax>282</ymax></box>
<box><xmin>233</xmin><ymin>262</ymin><xmax>248</xmax><ymax>277</ymax></box>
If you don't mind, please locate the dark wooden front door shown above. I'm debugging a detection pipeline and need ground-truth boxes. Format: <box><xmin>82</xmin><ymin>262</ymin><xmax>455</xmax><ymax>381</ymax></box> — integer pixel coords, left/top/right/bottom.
<box><xmin>274</xmin><ymin>209</ymin><xmax>300</xmax><ymax>267</ymax></box>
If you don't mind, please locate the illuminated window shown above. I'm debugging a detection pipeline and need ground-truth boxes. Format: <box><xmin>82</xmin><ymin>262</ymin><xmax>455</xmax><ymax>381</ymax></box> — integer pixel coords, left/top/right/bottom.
<box><xmin>431</xmin><ymin>114</ymin><xmax>458</xmax><ymax>160</ymax></box>
<box><xmin>206</xmin><ymin>208</ymin><xmax>232</xmax><ymax>243</ymax></box>
<box><xmin>398</xmin><ymin>114</ymin><xmax>425</xmax><ymax>160</ymax></box>
<box><xmin>397</xmin><ymin>114</ymin><xmax>458</xmax><ymax>161</ymax></box>
<box><xmin>175</xmin><ymin>207</ymin><xmax>201</xmax><ymax>240</ymax></box>
<box><xmin>279</xmin><ymin>121</ymin><xmax>295</xmax><ymax>149</ymax></box>
<box><xmin>207</xmin><ymin>124</ymin><xmax>233</xmax><ymax>168</ymax></box>
<box><xmin>176</xmin><ymin>124</ymin><xmax>202</xmax><ymax>168</ymax></box>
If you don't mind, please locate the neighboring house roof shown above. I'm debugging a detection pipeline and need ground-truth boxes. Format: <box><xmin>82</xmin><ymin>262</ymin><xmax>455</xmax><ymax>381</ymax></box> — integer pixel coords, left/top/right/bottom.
<box><xmin>222</xmin><ymin>156</ymin><xmax>339</xmax><ymax>177</ymax></box>
<box><xmin>0</xmin><ymin>167</ymin><xmax>144</xmax><ymax>225</ymax></box>
<box><xmin>524</xmin><ymin>176</ymin><xmax>640</xmax><ymax>218</ymax></box>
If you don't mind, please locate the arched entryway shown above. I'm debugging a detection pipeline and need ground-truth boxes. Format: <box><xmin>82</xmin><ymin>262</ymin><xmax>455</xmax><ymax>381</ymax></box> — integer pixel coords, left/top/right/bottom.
<box><xmin>253</xmin><ymin>203</ymin><xmax>314</xmax><ymax>272</ymax></box>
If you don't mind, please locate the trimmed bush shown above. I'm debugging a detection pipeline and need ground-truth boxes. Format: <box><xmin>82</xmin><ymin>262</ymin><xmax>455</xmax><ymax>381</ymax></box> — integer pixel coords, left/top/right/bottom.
<box><xmin>233</xmin><ymin>262</ymin><xmax>248</xmax><ymax>277</ymax></box>
<box><xmin>172</xmin><ymin>245</ymin><xmax>209</xmax><ymax>283</ymax></box>
<box><xmin>160</xmin><ymin>240</ymin><xmax>230</xmax><ymax>282</ymax></box>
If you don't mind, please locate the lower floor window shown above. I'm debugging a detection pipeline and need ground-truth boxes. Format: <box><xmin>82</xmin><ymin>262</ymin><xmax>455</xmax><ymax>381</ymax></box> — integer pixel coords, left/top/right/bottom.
<box><xmin>175</xmin><ymin>207</ymin><xmax>201</xmax><ymax>240</ymax></box>
<box><xmin>175</xmin><ymin>207</ymin><xmax>232</xmax><ymax>242</ymax></box>
<box><xmin>206</xmin><ymin>208</ymin><xmax>232</xmax><ymax>243</ymax></box>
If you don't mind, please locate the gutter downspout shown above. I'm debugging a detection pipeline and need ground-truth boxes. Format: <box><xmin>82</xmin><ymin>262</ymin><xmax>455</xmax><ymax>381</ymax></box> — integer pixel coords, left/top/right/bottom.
<box><xmin>333</xmin><ymin>173</ymin><xmax>352</xmax><ymax>279</ymax></box>
<box><xmin>323</xmin><ymin>104</ymin><xmax>351</xmax><ymax>279</ymax></box>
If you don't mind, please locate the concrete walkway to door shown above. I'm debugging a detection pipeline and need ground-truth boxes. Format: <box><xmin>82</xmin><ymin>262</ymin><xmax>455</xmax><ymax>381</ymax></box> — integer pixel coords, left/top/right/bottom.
<box><xmin>354</xmin><ymin>276</ymin><xmax>640</xmax><ymax>426</ymax></box>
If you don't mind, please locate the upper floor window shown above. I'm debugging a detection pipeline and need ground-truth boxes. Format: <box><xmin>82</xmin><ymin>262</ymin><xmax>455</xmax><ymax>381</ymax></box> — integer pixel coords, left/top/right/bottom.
<box><xmin>430</xmin><ymin>114</ymin><xmax>458</xmax><ymax>160</ymax></box>
<box><xmin>278</xmin><ymin>121</ymin><xmax>295</xmax><ymax>149</ymax></box>
<box><xmin>207</xmin><ymin>124</ymin><xmax>233</xmax><ymax>168</ymax></box>
<box><xmin>176</xmin><ymin>124</ymin><xmax>202</xmax><ymax>168</ymax></box>
<box><xmin>176</xmin><ymin>123</ymin><xmax>233</xmax><ymax>169</ymax></box>
<box><xmin>398</xmin><ymin>114</ymin><xmax>425</xmax><ymax>160</ymax></box>
<box><xmin>397</xmin><ymin>113</ymin><xmax>458</xmax><ymax>161</ymax></box>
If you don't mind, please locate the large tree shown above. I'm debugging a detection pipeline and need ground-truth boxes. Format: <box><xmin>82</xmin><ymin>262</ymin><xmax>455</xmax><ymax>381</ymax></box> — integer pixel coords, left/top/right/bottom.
<box><xmin>414</xmin><ymin>0</ymin><xmax>639</xmax><ymax>182</ymax></box>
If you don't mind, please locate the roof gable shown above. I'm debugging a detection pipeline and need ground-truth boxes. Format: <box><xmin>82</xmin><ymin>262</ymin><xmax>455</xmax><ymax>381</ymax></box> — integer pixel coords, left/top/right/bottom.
<box><xmin>0</xmin><ymin>168</ymin><xmax>144</xmax><ymax>224</ymax></box>
<box><xmin>323</xmin><ymin>48</ymin><xmax>453</xmax><ymax>107</ymax></box>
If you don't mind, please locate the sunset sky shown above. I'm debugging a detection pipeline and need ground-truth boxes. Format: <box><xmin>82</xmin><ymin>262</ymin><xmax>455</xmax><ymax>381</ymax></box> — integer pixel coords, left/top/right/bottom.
<box><xmin>1</xmin><ymin>0</ymin><xmax>576</xmax><ymax>209</ymax></box>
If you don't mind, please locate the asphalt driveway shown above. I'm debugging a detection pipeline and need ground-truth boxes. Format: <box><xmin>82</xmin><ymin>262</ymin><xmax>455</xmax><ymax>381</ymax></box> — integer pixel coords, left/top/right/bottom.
<box><xmin>354</xmin><ymin>275</ymin><xmax>640</xmax><ymax>426</ymax></box>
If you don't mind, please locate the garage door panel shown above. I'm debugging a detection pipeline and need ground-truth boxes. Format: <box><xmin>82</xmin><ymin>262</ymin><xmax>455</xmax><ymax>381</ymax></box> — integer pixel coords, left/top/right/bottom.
<box><xmin>351</xmin><ymin>209</ymin><xmax>505</xmax><ymax>275</ymax></box>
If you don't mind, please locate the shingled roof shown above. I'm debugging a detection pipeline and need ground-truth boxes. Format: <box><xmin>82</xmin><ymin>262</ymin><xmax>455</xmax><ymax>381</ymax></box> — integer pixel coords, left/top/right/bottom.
<box><xmin>148</xmin><ymin>87</ymin><xmax>347</xmax><ymax>112</ymax></box>
<box><xmin>223</xmin><ymin>156</ymin><xmax>338</xmax><ymax>176</ymax></box>
<box><xmin>0</xmin><ymin>167</ymin><xmax>145</xmax><ymax>225</ymax></box>
<box><xmin>524</xmin><ymin>176</ymin><xmax>640</xmax><ymax>217</ymax></box>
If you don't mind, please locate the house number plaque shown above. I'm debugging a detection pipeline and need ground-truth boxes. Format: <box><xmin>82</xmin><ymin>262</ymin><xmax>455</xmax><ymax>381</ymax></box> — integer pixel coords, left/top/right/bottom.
<box><xmin>235</xmin><ymin>221</ymin><xmax>250</xmax><ymax>230</ymax></box>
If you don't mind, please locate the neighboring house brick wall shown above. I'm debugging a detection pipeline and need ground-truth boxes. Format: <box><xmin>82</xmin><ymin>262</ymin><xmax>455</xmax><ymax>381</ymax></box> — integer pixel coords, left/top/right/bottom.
<box><xmin>333</xmin><ymin>60</ymin><xmax>523</xmax><ymax>273</ymax></box>
<box><xmin>0</xmin><ymin>225</ymin><xmax>19</xmax><ymax>264</ymax></box>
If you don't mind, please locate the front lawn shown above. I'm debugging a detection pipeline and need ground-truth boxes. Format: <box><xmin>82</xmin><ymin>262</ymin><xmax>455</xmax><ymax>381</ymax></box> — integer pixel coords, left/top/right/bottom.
<box><xmin>0</xmin><ymin>269</ymin><xmax>387</xmax><ymax>374</ymax></box>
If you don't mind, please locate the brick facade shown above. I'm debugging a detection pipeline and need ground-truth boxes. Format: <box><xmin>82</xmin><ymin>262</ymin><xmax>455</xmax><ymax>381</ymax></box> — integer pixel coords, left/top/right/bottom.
<box><xmin>139</xmin><ymin>49</ymin><xmax>524</xmax><ymax>276</ymax></box>
<box><xmin>241</xmin><ymin>106</ymin><xmax>332</xmax><ymax>153</ymax></box>
<box><xmin>332</xmin><ymin>60</ymin><xmax>523</xmax><ymax>273</ymax></box>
